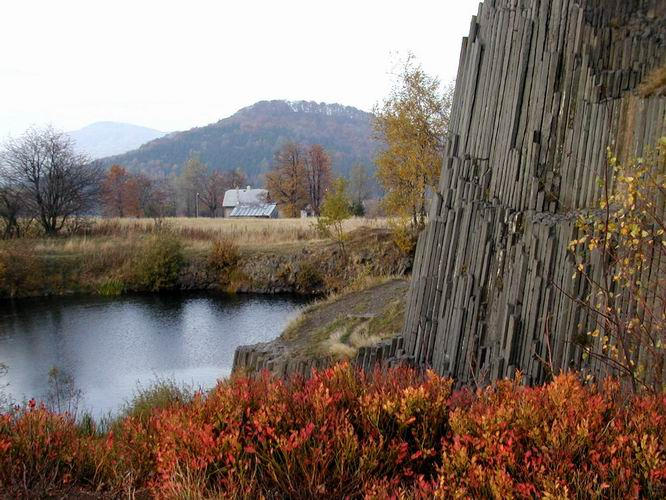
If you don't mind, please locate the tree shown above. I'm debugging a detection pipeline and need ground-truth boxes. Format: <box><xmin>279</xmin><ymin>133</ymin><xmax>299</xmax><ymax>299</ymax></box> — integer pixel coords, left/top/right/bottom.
<box><xmin>0</xmin><ymin>183</ymin><xmax>24</xmax><ymax>238</ymax></box>
<box><xmin>316</xmin><ymin>177</ymin><xmax>352</xmax><ymax>257</ymax></box>
<box><xmin>101</xmin><ymin>165</ymin><xmax>134</xmax><ymax>217</ymax></box>
<box><xmin>199</xmin><ymin>171</ymin><xmax>228</xmax><ymax>217</ymax></box>
<box><xmin>2</xmin><ymin>126</ymin><xmax>101</xmax><ymax>235</ymax></box>
<box><xmin>130</xmin><ymin>173</ymin><xmax>155</xmax><ymax>217</ymax></box>
<box><xmin>177</xmin><ymin>153</ymin><xmax>208</xmax><ymax>216</ymax></box>
<box><xmin>304</xmin><ymin>144</ymin><xmax>332</xmax><ymax>215</ymax></box>
<box><xmin>349</xmin><ymin>163</ymin><xmax>372</xmax><ymax>216</ymax></box>
<box><xmin>144</xmin><ymin>177</ymin><xmax>176</xmax><ymax>219</ymax></box>
<box><xmin>374</xmin><ymin>56</ymin><xmax>453</xmax><ymax>232</ymax></box>
<box><xmin>265</xmin><ymin>142</ymin><xmax>309</xmax><ymax>217</ymax></box>
<box><xmin>228</xmin><ymin>168</ymin><xmax>248</xmax><ymax>189</ymax></box>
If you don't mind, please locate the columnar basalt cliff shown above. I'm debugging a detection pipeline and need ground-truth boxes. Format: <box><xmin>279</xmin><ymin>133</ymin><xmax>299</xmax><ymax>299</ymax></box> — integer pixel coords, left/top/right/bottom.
<box><xmin>402</xmin><ymin>0</ymin><xmax>666</xmax><ymax>385</ymax></box>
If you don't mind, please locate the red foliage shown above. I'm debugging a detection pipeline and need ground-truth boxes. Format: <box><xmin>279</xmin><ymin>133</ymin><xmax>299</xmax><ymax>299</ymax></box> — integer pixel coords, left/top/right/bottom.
<box><xmin>1</xmin><ymin>364</ymin><xmax>665</xmax><ymax>498</ymax></box>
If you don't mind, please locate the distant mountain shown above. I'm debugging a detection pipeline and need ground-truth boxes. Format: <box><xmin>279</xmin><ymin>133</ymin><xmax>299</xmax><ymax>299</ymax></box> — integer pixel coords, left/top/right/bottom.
<box><xmin>69</xmin><ymin>122</ymin><xmax>165</xmax><ymax>159</ymax></box>
<box><xmin>99</xmin><ymin>100</ymin><xmax>377</xmax><ymax>182</ymax></box>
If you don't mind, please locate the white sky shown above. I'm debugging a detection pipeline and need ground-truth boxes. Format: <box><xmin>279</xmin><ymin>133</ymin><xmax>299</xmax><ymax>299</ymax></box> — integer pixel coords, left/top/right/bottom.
<box><xmin>1</xmin><ymin>0</ymin><xmax>480</xmax><ymax>137</ymax></box>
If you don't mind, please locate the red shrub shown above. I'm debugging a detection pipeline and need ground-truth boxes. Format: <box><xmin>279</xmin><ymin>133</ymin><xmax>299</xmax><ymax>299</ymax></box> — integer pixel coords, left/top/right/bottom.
<box><xmin>1</xmin><ymin>365</ymin><xmax>665</xmax><ymax>498</ymax></box>
<box><xmin>0</xmin><ymin>400</ymin><xmax>97</xmax><ymax>496</ymax></box>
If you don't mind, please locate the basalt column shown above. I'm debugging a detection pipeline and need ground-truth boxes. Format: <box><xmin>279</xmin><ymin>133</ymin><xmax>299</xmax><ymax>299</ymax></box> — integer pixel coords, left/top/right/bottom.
<box><xmin>402</xmin><ymin>0</ymin><xmax>666</xmax><ymax>385</ymax></box>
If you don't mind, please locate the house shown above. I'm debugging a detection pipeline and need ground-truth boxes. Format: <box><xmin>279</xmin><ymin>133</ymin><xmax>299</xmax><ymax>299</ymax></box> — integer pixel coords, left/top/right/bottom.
<box><xmin>229</xmin><ymin>203</ymin><xmax>278</xmax><ymax>218</ymax></box>
<box><xmin>222</xmin><ymin>186</ymin><xmax>270</xmax><ymax>217</ymax></box>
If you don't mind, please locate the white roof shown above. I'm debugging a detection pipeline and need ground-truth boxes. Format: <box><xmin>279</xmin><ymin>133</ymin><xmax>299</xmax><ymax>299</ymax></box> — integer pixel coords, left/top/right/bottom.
<box><xmin>222</xmin><ymin>187</ymin><xmax>268</xmax><ymax>207</ymax></box>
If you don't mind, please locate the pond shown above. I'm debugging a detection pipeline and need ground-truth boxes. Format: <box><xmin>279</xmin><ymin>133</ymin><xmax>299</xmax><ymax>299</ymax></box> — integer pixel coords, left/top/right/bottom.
<box><xmin>0</xmin><ymin>292</ymin><xmax>306</xmax><ymax>417</ymax></box>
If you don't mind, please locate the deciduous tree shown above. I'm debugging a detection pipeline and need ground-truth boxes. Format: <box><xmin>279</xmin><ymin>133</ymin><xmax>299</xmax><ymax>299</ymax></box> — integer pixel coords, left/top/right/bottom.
<box><xmin>349</xmin><ymin>163</ymin><xmax>372</xmax><ymax>215</ymax></box>
<box><xmin>2</xmin><ymin>126</ymin><xmax>101</xmax><ymax>235</ymax></box>
<box><xmin>177</xmin><ymin>153</ymin><xmax>208</xmax><ymax>216</ymax></box>
<box><xmin>0</xmin><ymin>183</ymin><xmax>24</xmax><ymax>238</ymax></box>
<box><xmin>374</xmin><ymin>56</ymin><xmax>453</xmax><ymax>232</ymax></box>
<box><xmin>568</xmin><ymin>139</ymin><xmax>666</xmax><ymax>393</ymax></box>
<box><xmin>129</xmin><ymin>173</ymin><xmax>154</xmax><ymax>217</ymax></box>
<box><xmin>101</xmin><ymin>164</ymin><xmax>133</xmax><ymax>217</ymax></box>
<box><xmin>265</xmin><ymin>142</ymin><xmax>308</xmax><ymax>217</ymax></box>
<box><xmin>144</xmin><ymin>177</ymin><xmax>176</xmax><ymax>219</ymax></box>
<box><xmin>316</xmin><ymin>177</ymin><xmax>352</xmax><ymax>257</ymax></box>
<box><xmin>304</xmin><ymin>144</ymin><xmax>332</xmax><ymax>216</ymax></box>
<box><xmin>228</xmin><ymin>168</ymin><xmax>248</xmax><ymax>189</ymax></box>
<box><xmin>199</xmin><ymin>171</ymin><xmax>228</xmax><ymax>217</ymax></box>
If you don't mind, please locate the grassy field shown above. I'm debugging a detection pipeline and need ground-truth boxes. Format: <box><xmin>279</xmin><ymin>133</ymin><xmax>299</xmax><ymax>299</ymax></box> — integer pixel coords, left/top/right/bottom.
<box><xmin>91</xmin><ymin>216</ymin><xmax>389</xmax><ymax>247</ymax></box>
<box><xmin>23</xmin><ymin>216</ymin><xmax>388</xmax><ymax>259</ymax></box>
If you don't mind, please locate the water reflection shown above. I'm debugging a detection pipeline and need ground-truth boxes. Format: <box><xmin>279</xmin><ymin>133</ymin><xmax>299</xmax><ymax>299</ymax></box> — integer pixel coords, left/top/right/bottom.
<box><xmin>0</xmin><ymin>292</ymin><xmax>305</xmax><ymax>417</ymax></box>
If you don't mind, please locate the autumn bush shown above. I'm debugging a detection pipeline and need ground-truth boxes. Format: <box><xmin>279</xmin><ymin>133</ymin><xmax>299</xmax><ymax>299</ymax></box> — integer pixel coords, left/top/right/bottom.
<box><xmin>208</xmin><ymin>237</ymin><xmax>240</xmax><ymax>283</ymax></box>
<box><xmin>131</xmin><ymin>231</ymin><xmax>185</xmax><ymax>292</ymax></box>
<box><xmin>0</xmin><ymin>240</ymin><xmax>43</xmax><ymax>297</ymax></box>
<box><xmin>1</xmin><ymin>363</ymin><xmax>665</xmax><ymax>498</ymax></box>
<box><xmin>295</xmin><ymin>259</ymin><xmax>324</xmax><ymax>291</ymax></box>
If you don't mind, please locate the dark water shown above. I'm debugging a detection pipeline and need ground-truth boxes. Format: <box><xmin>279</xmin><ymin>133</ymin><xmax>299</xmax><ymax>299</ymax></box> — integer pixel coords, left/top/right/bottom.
<box><xmin>0</xmin><ymin>292</ymin><xmax>306</xmax><ymax>417</ymax></box>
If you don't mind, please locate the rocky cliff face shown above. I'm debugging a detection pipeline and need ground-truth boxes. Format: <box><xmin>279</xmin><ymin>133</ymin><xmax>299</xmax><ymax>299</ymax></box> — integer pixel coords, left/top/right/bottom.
<box><xmin>401</xmin><ymin>0</ymin><xmax>666</xmax><ymax>385</ymax></box>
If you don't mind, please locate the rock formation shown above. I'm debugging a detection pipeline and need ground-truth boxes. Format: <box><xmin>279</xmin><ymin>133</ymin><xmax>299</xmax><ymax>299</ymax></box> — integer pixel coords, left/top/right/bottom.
<box><xmin>401</xmin><ymin>0</ymin><xmax>666</xmax><ymax>385</ymax></box>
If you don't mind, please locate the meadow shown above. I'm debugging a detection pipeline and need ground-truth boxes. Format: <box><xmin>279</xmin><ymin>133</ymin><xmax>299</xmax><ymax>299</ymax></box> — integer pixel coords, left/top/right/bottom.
<box><xmin>87</xmin><ymin>216</ymin><xmax>388</xmax><ymax>247</ymax></box>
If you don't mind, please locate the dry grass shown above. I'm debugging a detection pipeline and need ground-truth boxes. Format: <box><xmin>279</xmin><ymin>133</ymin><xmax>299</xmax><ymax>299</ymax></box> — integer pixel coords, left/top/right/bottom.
<box><xmin>281</xmin><ymin>277</ymin><xmax>408</xmax><ymax>359</ymax></box>
<box><xmin>281</xmin><ymin>275</ymin><xmax>400</xmax><ymax>340</ymax></box>
<box><xmin>23</xmin><ymin>217</ymin><xmax>388</xmax><ymax>258</ymax></box>
<box><xmin>638</xmin><ymin>62</ymin><xmax>666</xmax><ymax>97</ymax></box>
<box><xmin>94</xmin><ymin>216</ymin><xmax>388</xmax><ymax>247</ymax></box>
<box><xmin>31</xmin><ymin>235</ymin><xmax>140</xmax><ymax>256</ymax></box>
<box><xmin>319</xmin><ymin>296</ymin><xmax>405</xmax><ymax>358</ymax></box>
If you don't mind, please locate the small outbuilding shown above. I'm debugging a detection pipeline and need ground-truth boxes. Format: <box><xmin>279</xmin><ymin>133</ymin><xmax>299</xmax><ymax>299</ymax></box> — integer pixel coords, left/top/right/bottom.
<box><xmin>222</xmin><ymin>186</ymin><xmax>269</xmax><ymax>217</ymax></box>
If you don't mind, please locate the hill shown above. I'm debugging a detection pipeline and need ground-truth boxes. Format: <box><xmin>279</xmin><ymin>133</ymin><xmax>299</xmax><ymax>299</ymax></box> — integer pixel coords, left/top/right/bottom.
<box><xmin>99</xmin><ymin>100</ymin><xmax>377</xmax><ymax>181</ymax></box>
<box><xmin>68</xmin><ymin>122</ymin><xmax>165</xmax><ymax>159</ymax></box>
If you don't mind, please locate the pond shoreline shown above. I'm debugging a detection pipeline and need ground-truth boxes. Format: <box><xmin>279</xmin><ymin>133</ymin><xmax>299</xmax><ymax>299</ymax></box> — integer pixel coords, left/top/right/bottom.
<box><xmin>0</xmin><ymin>228</ymin><xmax>411</xmax><ymax>300</ymax></box>
<box><xmin>0</xmin><ymin>291</ymin><xmax>308</xmax><ymax>418</ymax></box>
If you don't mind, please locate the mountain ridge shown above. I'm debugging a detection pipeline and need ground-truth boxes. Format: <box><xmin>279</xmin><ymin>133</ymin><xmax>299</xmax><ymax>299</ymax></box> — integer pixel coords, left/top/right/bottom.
<box><xmin>68</xmin><ymin>121</ymin><xmax>165</xmax><ymax>159</ymax></box>
<box><xmin>100</xmin><ymin>100</ymin><xmax>377</xmax><ymax>182</ymax></box>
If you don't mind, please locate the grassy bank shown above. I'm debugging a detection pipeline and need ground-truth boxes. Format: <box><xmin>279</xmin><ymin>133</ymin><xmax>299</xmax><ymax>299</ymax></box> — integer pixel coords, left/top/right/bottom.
<box><xmin>1</xmin><ymin>363</ymin><xmax>664</xmax><ymax>498</ymax></box>
<box><xmin>0</xmin><ymin>217</ymin><xmax>404</xmax><ymax>298</ymax></box>
<box><xmin>231</xmin><ymin>276</ymin><xmax>410</xmax><ymax>378</ymax></box>
<box><xmin>282</xmin><ymin>277</ymin><xmax>408</xmax><ymax>359</ymax></box>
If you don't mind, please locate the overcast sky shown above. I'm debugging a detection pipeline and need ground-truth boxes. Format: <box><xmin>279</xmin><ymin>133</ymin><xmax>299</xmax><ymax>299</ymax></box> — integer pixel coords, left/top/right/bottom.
<box><xmin>1</xmin><ymin>0</ymin><xmax>480</xmax><ymax>137</ymax></box>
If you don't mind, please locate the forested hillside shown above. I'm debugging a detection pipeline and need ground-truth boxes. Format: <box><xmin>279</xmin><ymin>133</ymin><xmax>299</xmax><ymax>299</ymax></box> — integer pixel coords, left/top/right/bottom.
<box><xmin>101</xmin><ymin>100</ymin><xmax>377</xmax><ymax>182</ymax></box>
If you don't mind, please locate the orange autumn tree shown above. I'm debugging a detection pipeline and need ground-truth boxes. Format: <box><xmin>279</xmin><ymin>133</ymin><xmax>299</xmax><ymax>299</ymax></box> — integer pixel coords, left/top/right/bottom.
<box><xmin>265</xmin><ymin>142</ymin><xmax>309</xmax><ymax>217</ymax></box>
<box><xmin>101</xmin><ymin>165</ymin><xmax>140</xmax><ymax>217</ymax></box>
